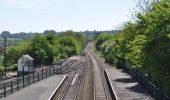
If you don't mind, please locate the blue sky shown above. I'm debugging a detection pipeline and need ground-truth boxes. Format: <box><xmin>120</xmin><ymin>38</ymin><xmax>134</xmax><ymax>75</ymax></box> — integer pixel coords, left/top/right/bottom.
<box><xmin>0</xmin><ymin>0</ymin><xmax>136</xmax><ymax>33</ymax></box>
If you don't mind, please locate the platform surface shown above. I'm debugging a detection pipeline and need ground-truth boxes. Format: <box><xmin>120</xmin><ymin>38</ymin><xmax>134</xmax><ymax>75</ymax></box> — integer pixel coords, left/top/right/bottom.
<box><xmin>106</xmin><ymin>68</ymin><xmax>154</xmax><ymax>100</ymax></box>
<box><xmin>2</xmin><ymin>75</ymin><xmax>66</xmax><ymax>100</ymax></box>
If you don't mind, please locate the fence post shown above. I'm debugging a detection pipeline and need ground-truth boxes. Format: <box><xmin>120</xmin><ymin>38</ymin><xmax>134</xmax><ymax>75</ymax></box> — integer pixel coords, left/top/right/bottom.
<box><xmin>145</xmin><ymin>76</ymin><xmax>147</xmax><ymax>90</ymax></box>
<box><xmin>11</xmin><ymin>81</ymin><xmax>13</xmax><ymax>93</ymax></box>
<box><xmin>144</xmin><ymin>74</ymin><xmax>148</xmax><ymax>91</ymax></box>
<box><xmin>3</xmin><ymin>83</ymin><xmax>6</xmax><ymax>97</ymax></box>
<box><xmin>23</xmin><ymin>75</ymin><xmax>25</xmax><ymax>87</ymax></box>
<box><xmin>53</xmin><ymin>67</ymin><xmax>54</xmax><ymax>75</ymax></box>
<box><xmin>42</xmin><ymin>70</ymin><xmax>43</xmax><ymax>79</ymax></box>
<box><xmin>150</xmin><ymin>84</ymin><xmax>153</xmax><ymax>96</ymax></box>
<box><xmin>45</xmin><ymin>69</ymin><xmax>47</xmax><ymax>78</ymax></box>
<box><xmin>50</xmin><ymin>67</ymin><xmax>51</xmax><ymax>76</ymax></box>
<box><xmin>152</xmin><ymin>85</ymin><xmax>155</xmax><ymax>97</ymax></box>
<box><xmin>17</xmin><ymin>78</ymin><xmax>19</xmax><ymax>90</ymax></box>
<box><xmin>33</xmin><ymin>73</ymin><xmax>35</xmax><ymax>83</ymax></box>
<box><xmin>28</xmin><ymin>74</ymin><xmax>30</xmax><ymax>85</ymax></box>
<box><xmin>38</xmin><ymin>72</ymin><xmax>39</xmax><ymax>81</ymax></box>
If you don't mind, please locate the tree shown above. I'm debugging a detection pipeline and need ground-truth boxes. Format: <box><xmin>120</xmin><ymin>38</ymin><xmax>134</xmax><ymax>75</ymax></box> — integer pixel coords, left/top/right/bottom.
<box><xmin>43</xmin><ymin>30</ymin><xmax>57</xmax><ymax>35</ymax></box>
<box><xmin>29</xmin><ymin>34</ymin><xmax>53</xmax><ymax>65</ymax></box>
<box><xmin>3</xmin><ymin>30</ymin><xmax>85</xmax><ymax>72</ymax></box>
<box><xmin>46</xmin><ymin>33</ymin><xmax>55</xmax><ymax>44</ymax></box>
<box><xmin>95</xmin><ymin>33</ymin><xmax>111</xmax><ymax>51</ymax></box>
<box><xmin>1</xmin><ymin>31</ymin><xmax>10</xmax><ymax>37</ymax></box>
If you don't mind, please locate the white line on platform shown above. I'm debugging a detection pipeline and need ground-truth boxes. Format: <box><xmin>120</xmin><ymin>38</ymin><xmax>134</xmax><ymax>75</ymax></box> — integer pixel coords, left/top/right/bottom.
<box><xmin>105</xmin><ymin>69</ymin><xmax>120</xmax><ymax>100</ymax></box>
<box><xmin>48</xmin><ymin>75</ymin><xmax>67</xmax><ymax>100</ymax></box>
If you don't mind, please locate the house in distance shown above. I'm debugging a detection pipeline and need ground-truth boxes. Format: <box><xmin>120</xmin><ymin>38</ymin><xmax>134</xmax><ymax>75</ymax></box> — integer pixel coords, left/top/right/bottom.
<box><xmin>17</xmin><ymin>54</ymin><xmax>34</xmax><ymax>75</ymax></box>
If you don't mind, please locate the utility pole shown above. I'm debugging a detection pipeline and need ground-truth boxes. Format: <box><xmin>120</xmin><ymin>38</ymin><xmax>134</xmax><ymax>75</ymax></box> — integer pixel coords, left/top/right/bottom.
<box><xmin>4</xmin><ymin>36</ymin><xmax>7</xmax><ymax>76</ymax></box>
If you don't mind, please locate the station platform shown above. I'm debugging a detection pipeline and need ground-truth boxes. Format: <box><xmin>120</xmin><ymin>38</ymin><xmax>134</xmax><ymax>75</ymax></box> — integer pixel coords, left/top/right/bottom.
<box><xmin>2</xmin><ymin>75</ymin><xmax>67</xmax><ymax>100</ymax></box>
<box><xmin>105</xmin><ymin>68</ymin><xmax>154</xmax><ymax>100</ymax></box>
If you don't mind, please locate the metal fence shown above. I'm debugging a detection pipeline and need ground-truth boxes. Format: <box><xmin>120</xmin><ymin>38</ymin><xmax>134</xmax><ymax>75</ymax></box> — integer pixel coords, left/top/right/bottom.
<box><xmin>121</xmin><ymin>62</ymin><xmax>169</xmax><ymax>100</ymax></box>
<box><xmin>0</xmin><ymin>66</ymin><xmax>61</xmax><ymax>98</ymax></box>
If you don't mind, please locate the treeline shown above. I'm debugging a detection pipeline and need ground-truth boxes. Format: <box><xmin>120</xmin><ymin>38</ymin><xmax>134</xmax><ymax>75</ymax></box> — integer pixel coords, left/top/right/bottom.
<box><xmin>81</xmin><ymin>30</ymin><xmax>121</xmax><ymax>42</ymax></box>
<box><xmin>0</xmin><ymin>30</ymin><xmax>119</xmax><ymax>40</ymax></box>
<box><xmin>95</xmin><ymin>0</ymin><xmax>170</xmax><ymax>95</ymax></box>
<box><xmin>0</xmin><ymin>30</ymin><xmax>58</xmax><ymax>39</ymax></box>
<box><xmin>2</xmin><ymin>31</ymin><xmax>85</xmax><ymax>71</ymax></box>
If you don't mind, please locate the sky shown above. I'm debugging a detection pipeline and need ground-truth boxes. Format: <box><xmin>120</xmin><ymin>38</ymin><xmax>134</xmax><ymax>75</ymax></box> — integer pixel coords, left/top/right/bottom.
<box><xmin>0</xmin><ymin>0</ymin><xmax>136</xmax><ymax>33</ymax></box>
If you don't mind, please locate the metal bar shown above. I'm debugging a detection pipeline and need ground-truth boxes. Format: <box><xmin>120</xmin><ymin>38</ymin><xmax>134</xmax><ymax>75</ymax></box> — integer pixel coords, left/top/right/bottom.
<box><xmin>17</xmin><ymin>78</ymin><xmax>19</xmax><ymax>90</ymax></box>
<box><xmin>53</xmin><ymin>67</ymin><xmax>54</xmax><ymax>75</ymax></box>
<box><xmin>46</xmin><ymin>69</ymin><xmax>47</xmax><ymax>78</ymax></box>
<box><xmin>42</xmin><ymin>70</ymin><xmax>43</xmax><ymax>79</ymax></box>
<box><xmin>38</xmin><ymin>72</ymin><xmax>39</xmax><ymax>81</ymax></box>
<box><xmin>50</xmin><ymin>67</ymin><xmax>51</xmax><ymax>76</ymax></box>
<box><xmin>23</xmin><ymin>74</ymin><xmax>25</xmax><ymax>87</ymax></box>
<box><xmin>33</xmin><ymin>73</ymin><xmax>35</xmax><ymax>83</ymax></box>
<box><xmin>28</xmin><ymin>74</ymin><xmax>30</xmax><ymax>85</ymax></box>
<box><xmin>3</xmin><ymin>83</ymin><xmax>6</xmax><ymax>97</ymax></box>
<box><xmin>11</xmin><ymin>81</ymin><xmax>13</xmax><ymax>93</ymax></box>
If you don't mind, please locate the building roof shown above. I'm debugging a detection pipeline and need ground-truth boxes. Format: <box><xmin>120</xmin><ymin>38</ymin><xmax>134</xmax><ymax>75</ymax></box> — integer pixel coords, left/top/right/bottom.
<box><xmin>22</xmin><ymin>54</ymin><xmax>34</xmax><ymax>61</ymax></box>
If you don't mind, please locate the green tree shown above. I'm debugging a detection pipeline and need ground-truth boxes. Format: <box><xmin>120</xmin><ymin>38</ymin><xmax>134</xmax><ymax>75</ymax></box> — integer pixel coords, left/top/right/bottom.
<box><xmin>1</xmin><ymin>31</ymin><xmax>10</xmax><ymax>37</ymax></box>
<box><xmin>95</xmin><ymin>33</ymin><xmax>111</xmax><ymax>51</ymax></box>
<box><xmin>43</xmin><ymin>30</ymin><xmax>57</xmax><ymax>35</ymax></box>
<box><xmin>29</xmin><ymin>34</ymin><xmax>53</xmax><ymax>65</ymax></box>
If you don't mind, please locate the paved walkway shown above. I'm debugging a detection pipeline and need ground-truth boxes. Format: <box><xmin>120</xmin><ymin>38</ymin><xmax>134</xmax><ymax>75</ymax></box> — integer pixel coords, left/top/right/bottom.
<box><xmin>106</xmin><ymin>68</ymin><xmax>154</xmax><ymax>100</ymax></box>
<box><xmin>2</xmin><ymin>75</ymin><xmax>67</xmax><ymax>100</ymax></box>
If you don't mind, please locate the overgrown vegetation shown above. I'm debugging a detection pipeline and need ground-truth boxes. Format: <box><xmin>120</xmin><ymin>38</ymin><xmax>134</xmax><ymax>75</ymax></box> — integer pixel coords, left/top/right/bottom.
<box><xmin>95</xmin><ymin>0</ymin><xmax>170</xmax><ymax>95</ymax></box>
<box><xmin>2</xmin><ymin>31</ymin><xmax>85</xmax><ymax>71</ymax></box>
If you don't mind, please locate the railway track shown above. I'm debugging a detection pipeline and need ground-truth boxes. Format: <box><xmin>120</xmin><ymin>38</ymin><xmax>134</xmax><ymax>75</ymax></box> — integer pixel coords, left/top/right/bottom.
<box><xmin>61</xmin><ymin>59</ymin><xmax>76</xmax><ymax>72</ymax></box>
<box><xmin>76</xmin><ymin>53</ymin><xmax>94</xmax><ymax>100</ymax></box>
<box><xmin>52</xmin><ymin>56</ymin><xmax>85</xmax><ymax>100</ymax></box>
<box><xmin>76</xmin><ymin>43</ymin><xmax>112</xmax><ymax>100</ymax></box>
<box><xmin>53</xmin><ymin>43</ymin><xmax>113</xmax><ymax>100</ymax></box>
<box><xmin>87</xmin><ymin>51</ymin><xmax>108</xmax><ymax>100</ymax></box>
<box><xmin>61</xmin><ymin>63</ymin><xmax>85</xmax><ymax>100</ymax></box>
<box><xmin>89</xmin><ymin>51</ymin><xmax>112</xmax><ymax>100</ymax></box>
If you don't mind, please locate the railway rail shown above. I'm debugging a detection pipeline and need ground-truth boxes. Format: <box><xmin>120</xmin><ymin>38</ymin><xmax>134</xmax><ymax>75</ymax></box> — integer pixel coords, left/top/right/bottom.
<box><xmin>61</xmin><ymin>63</ymin><xmax>85</xmax><ymax>100</ymax></box>
<box><xmin>52</xmin><ymin>56</ymin><xmax>85</xmax><ymax>100</ymax></box>
<box><xmin>75</xmin><ymin>43</ymin><xmax>112</xmax><ymax>100</ymax></box>
<box><xmin>87</xmin><ymin>51</ymin><xmax>108</xmax><ymax>100</ymax></box>
<box><xmin>89</xmin><ymin>51</ymin><xmax>113</xmax><ymax>100</ymax></box>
